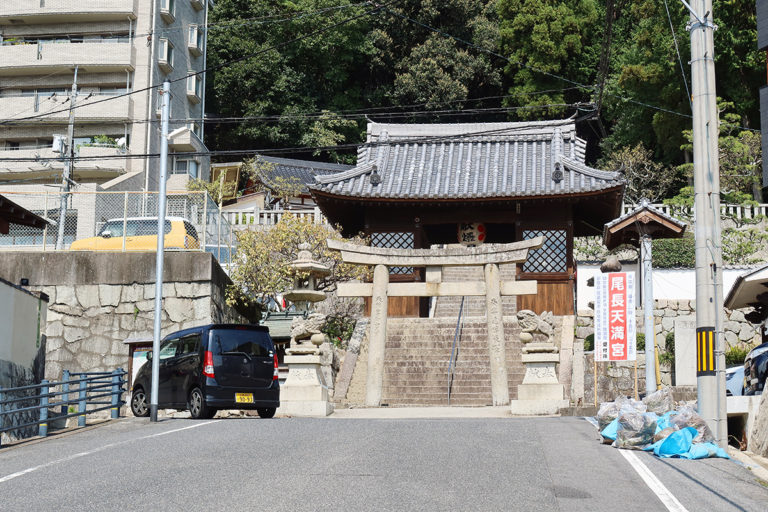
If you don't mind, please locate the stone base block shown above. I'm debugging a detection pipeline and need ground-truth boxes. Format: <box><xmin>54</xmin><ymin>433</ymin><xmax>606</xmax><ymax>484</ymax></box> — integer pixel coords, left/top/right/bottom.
<box><xmin>277</xmin><ymin>400</ymin><xmax>334</xmax><ymax>417</ymax></box>
<box><xmin>517</xmin><ymin>383</ymin><xmax>565</xmax><ymax>401</ymax></box>
<box><xmin>509</xmin><ymin>399</ymin><xmax>569</xmax><ymax>416</ymax></box>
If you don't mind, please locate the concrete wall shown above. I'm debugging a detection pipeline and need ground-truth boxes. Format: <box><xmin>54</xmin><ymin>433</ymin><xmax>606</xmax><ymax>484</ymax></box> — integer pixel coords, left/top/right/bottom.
<box><xmin>0</xmin><ymin>252</ymin><xmax>255</xmax><ymax>380</ymax></box>
<box><xmin>0</xmin><ymin>277</ymin><xmax>48</xmax><ymax>389</ymax></box>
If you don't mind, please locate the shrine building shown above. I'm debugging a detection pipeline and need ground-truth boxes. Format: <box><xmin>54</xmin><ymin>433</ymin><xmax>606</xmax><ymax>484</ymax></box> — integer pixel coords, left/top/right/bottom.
<box><xmin>310</xmin><ymin>119</ymin><xmax>625</xmax><ymax>316</ymax></box>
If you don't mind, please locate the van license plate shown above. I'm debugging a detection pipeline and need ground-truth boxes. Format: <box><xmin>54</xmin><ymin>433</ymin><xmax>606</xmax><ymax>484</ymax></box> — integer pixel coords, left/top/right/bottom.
<box><xmin>235</xmin><ymin>393</ymin><xmax>254</xmax><ymax>403</ymax></box>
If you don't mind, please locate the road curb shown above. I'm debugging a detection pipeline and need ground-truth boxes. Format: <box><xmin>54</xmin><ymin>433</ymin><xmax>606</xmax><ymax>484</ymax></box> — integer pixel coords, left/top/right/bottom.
<box><xmin>727</xmin><ymin>447</ymin><xmax>768</xmax><ymax>484</ymax></box>
<box><xmin>0</xmin><ymin>418</ymin><xmax>124</xmax><ymax>452</ymax></box>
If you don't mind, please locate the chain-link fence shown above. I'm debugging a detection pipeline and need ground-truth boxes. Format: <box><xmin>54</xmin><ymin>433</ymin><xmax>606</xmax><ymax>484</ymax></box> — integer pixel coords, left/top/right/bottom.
<box><xmin>0</xmin><ymin>190</ymin><xmax>235</xmax><ymax>267</ymax></box>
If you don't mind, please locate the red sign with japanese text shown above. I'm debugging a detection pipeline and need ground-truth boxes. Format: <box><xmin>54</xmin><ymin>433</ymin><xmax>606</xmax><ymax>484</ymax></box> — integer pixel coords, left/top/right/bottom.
<box><xmin>594</xmin><ymin>272</ymin><xmax>636</xmax><ymax>362</ymax></box>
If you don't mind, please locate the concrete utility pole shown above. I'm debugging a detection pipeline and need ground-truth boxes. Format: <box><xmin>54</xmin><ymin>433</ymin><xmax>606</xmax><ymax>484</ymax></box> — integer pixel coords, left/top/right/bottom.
<box><xmin>150</xmin><ymin>81</ymin><xmax>171</xmax><ymax>422</ymax></box>
<box><xmin>684</xmin><ymin>0</ymin><xmax>727</xmax><ymax>447</ymax></box>
<box><xmin>55</xmin><ymin>65</ymin><xmax>78</xmax><ymax>250</ymax></box>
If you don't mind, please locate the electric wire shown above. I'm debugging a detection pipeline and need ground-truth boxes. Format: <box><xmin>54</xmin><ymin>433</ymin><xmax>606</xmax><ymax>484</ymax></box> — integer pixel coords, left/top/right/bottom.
<box><xmin>663</xmin><ymin>0</ymin><xmax>693</xmax><ymax>111</ymax></box>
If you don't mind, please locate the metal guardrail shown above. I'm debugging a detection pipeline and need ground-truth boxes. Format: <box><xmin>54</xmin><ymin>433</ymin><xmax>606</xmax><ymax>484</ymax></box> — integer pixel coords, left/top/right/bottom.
<box><xmin>447</xmin><ymin>296</ymin><xmax>465</xmax><ymax>405</ymax></box>
<box><xmin>0</xmin><ymin>369</ymin><xmax>126</xmax><ymax>448</ymax></box>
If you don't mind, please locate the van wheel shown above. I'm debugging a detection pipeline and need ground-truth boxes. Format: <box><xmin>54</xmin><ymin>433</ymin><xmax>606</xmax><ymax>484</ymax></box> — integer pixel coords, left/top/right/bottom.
<box><xmin>257</xmin><ymin>407</ymin><xmax>276</xmax><ymax>419</ymax></box>
<box><xmin>130</xmin><ymin>387</ymin><xmax>150</xmax><ymax>417</ymax></box>
<box><xmin>188</xmin><ymin>387</ymin><xmax>214</xmax><ymax>419</ymax></box>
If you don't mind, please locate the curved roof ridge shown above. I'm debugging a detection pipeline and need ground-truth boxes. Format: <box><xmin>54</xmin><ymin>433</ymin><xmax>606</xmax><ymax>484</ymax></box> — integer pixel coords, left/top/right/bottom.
<box><xmin>560</xmin><ymin>155</ymin><xmax>621</xmax><ymax>181</ymax></box>
<box><xmin>313</xmin><ymin>161</ymin><xmax>376</xmax><ymax>184</ymax></box>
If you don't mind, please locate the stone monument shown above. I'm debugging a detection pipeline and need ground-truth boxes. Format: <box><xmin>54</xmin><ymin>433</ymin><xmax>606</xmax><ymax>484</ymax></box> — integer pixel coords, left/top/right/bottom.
<box><xmin>277</xmin><ymin>244</ymin><xmax>334</xmax><ymax>417</ymax></box>
<box><xmin>509</xmin><ymin>310</ymin><xmax>569</xmax><ymax>415</ymax></box>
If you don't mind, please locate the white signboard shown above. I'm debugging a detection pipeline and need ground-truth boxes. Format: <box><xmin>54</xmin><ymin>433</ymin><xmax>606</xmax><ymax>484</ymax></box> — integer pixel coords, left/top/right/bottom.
<box><xmin>594</xmin><ymin>272</ymin><xmax>636</xmax><ymax>362</ymax></box>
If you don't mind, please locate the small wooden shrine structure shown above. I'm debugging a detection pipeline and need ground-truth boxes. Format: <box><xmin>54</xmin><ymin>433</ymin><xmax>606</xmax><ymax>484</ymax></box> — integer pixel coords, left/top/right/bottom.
<box><xmin>310</xmin><ymin>120</ymin><xmax>625</xmax><ymax>316</ymax></box>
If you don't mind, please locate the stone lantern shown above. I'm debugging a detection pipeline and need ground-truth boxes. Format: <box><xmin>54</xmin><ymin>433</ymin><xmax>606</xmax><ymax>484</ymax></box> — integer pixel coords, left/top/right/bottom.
<box><xmin>282</xmin><ymin>243</ymin><xmax>331</xmax><ymax>314</ymax></box>
<box><xmin>278</xmin><ymin>243</ymin><xmax>334</xmax><ymax>417</ymax></box>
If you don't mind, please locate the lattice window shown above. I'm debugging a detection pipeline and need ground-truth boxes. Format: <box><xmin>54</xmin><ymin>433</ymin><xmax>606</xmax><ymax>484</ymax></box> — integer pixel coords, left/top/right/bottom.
<box><xmin>522</xmin><ymin>229</ymin><xmax>567</xmax><ymax>273</ymax></box>
<box><xmin>371</xmin><ymin>231</ymin><xmax>414</xmax><ymax>275</ymax></box>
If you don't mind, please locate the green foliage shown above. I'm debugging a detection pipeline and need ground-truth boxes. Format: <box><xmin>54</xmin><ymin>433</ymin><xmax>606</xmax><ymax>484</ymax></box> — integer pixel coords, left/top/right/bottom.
<box><xmin>322</xmin><ymin>316</ymin><xmax>356</xmax><ymax>348</ymax></box>
<box><xmin>659</xmin><ymin>332</ymin><xmax>675</xmax><ymax>366</ymax></box>
<box><xmin>584</xmin><ymin>333</ymin><xmax>594</xmax><ymax>351</ymax></box>
<box><xmin>497</xmin><ymin>0</ymin><xmax>600</xmax><ymax>119</ymax></box>
<box><xmin>600</xmin><ymin>143</ymin><xmax>682</xmax><ymax>203</ymax></box>
<box><xmin>725</xmin><ymin>346</ymin><xmax>750</xmax><ymax>366</ymax></box>
<box><xmin>651</xmin><ymin>237</ymin><xmax>695</xmax><ymax>268</ymax></box>
<box><xmin>636</xmin><ymin>332</ymin><xmax>645</xmax><ymax>352</ymax></box>
<box><xmin>227</xmin><ymin>214</ymin><xmax>370</xmax><ymax>309</ymax></box>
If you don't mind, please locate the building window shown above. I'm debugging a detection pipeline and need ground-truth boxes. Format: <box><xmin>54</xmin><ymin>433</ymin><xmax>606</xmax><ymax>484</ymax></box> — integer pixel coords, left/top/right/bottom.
<box><xmin>521</xmin><ymin>229</ymin><xmax>568</xmax><ymax>273</ymax></box>
<box><xmin>188</xmin><ymin>25</ymin><xmax>203</xmax><ymax>56</ymax></box>
<box><xmin>371</xmin><ymin>232</ymin><xmax>414</xmax><ymax>275</ymax></box>
<box><xmin>186</xmin><ymin>74</ymin><xmax>202</xmax><ymax>103</ymax></box>
<box><xmin>173</xmin><ymin>159</ymin><xmax>199</xmax><ymax>178</ymax></box>
<box><xmin>160</xmin><ymin>0</ymin><xmax>176</xmax><ymax>23</ymax></box>
<box><xmin>158</xmin><ymin>39</ymin><xmax>174</xmax><ymax>73</ymax></box>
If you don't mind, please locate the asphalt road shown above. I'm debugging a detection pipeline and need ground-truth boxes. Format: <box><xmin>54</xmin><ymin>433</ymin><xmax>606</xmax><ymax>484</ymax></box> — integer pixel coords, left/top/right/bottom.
<box><xmin>1</xmin><ymin>416</ymin><xmax>767</xmax><ymax>512</ymax></box>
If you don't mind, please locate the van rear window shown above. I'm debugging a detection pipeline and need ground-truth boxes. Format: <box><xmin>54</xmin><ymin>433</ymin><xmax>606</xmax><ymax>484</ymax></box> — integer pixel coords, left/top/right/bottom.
<box><xmin>211</xmin><ymin>329</ymin><xmax>272</xmax><ymax>357</ymax></box>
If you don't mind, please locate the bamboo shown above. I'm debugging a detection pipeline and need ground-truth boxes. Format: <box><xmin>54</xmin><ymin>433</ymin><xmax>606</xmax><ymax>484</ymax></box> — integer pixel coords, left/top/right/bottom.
<box><xmin>634</xmin><ymin>358</ymin><xmax>639</xmax><ymax>400</ymax></box>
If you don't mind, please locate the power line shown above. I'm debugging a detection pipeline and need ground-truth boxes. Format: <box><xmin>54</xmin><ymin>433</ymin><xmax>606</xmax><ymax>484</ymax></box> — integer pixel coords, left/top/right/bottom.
<box><xmin>0</xmin><ymin>111</ymin><xmax>596</xmax><ymax>163</ymax></box>
<box><xmin>0</xmin><ymin>0</ymin><xmax>398</xmax><ymax>125</ymax></box>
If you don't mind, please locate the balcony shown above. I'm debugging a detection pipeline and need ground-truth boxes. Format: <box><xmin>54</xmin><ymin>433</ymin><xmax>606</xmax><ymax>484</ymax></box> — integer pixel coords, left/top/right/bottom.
<box><xmin>0</xmin><ymin>147</ymin><xmax>128</xmax><ymax>181</ymax></box>
<box><xmin>0</xmin><ymin>94</ymin><xmax>132</xmax><ymax>123</ymax></box>
<box><xmin>0</xmin><ymin>42</ymin><xmax>133</xmax><ymax>76</ymax></box>
<box><xmin>0</xmin><ymin>0</ymin><xmax>136</xmax><ymax>25</ymax></box>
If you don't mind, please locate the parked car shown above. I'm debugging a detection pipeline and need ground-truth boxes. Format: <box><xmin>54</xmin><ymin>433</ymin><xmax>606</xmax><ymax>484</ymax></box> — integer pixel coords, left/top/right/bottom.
<box><xmin>69</xmin><ymin>217</ymin><xmax>200</xmax><ymax>251</ymax></box>
<box><xmin>726</xmin><ymin>365</ymin><xmax>744</xmax><ymax>396</ymax></box>
<box><xmin>743</xmin><ymin>341</ymin><xmax>768</xmax><ymax>395</ymax></box>
<box><xmin>130</xmin><ymin>324</ymin><xmax>280</xmax><ymax>419</ymax></box>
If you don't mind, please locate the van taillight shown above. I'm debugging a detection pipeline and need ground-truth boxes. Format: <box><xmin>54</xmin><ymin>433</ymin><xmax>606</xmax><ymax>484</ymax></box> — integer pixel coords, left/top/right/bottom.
<box><xmin>203</xmin><ymin>350</ymin><xmax>215</xmax><ymax>378</ymax></box>
<box><xmin>273</xmin><ymin>352</ymin><xmax>279</xmax><ymax>380</ymax></box>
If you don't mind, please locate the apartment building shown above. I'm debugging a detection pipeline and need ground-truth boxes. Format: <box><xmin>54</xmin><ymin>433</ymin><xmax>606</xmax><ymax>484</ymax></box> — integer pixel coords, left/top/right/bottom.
<box><xmin>0</xmin><ymin>0</ymin><xmax>212</xmax><ymax>196</ymax></box>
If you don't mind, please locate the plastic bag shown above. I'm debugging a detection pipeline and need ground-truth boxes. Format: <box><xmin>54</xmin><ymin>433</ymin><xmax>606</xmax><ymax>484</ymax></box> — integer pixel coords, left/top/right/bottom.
<box><xmin>653</xmin><ymin>427</ymin><xmax>678</xmax><ymax>443</ymax></box>
<box><xmin>597</xmin><ymin>396</ymin><xmax>646</xmax><ymax>430</ymax></box>
<box><xmin>643</xmin><ymin>388</ymin><xmax>674</xmax><ymax>415</ymax></box>
<box><xmin>670</xmin><ymin>406</ymin><xmax>715</xmax><ymax>444</ymax></box>
<box><xmin>615</xmin><ymin>412</ymin><xmax>658</xmax><ymax>449</ymax></box>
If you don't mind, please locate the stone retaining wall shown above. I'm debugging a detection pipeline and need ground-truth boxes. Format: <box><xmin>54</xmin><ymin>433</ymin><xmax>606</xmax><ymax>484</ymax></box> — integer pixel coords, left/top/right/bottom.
<box><xmin>0</xmin><ymin>252</ymin><xmax>255</xmax><ymax>381</ymax></box>
<box><xmin>575</xmin><ymin>300</ymin><xmax>760</xmax><ymax>386</ymax></box>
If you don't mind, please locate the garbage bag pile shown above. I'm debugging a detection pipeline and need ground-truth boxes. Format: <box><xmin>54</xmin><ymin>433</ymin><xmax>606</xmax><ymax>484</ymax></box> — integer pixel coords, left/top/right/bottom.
<box><xmin>593</xmin><ymin>388</ymin><xmax>729</xmax><ymax>459</ymax></box>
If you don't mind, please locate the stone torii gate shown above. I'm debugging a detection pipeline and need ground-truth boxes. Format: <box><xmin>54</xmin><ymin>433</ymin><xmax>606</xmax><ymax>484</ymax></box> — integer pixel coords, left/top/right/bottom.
<box><xmin>327</xmin><ymin>237</ymin><xmax>544</xmax><ymax>407</ymax></box>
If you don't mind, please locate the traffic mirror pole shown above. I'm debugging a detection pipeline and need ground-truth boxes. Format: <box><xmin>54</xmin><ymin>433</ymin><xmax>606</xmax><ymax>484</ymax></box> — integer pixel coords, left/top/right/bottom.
<box><xmin>150</xmin><ymin>81</ymin><xmax>171</xmax><ymax>422</ymax></box>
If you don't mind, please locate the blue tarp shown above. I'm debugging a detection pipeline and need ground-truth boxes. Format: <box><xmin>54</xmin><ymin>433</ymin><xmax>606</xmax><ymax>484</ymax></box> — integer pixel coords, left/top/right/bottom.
<box><xmin>598</xmin><ymin>410</ymin><xmax>729</xmax><ymax>460</ymax></box>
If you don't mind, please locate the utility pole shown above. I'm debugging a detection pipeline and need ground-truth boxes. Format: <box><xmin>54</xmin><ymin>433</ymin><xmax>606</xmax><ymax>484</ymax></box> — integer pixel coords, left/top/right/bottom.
<box><xmin>150</xmin><ymin>81</ymin><xmax>171</xmax><ymax>423</ymax></box>
<box><xmin>684</xmin><ymin>0</ymin><xmax>727</xmax><ymax>448</ymax></box>
<box><xmin>56</xmin><ymin>65</ymin><xmax>78</xmax><ymax>250</ymax></box>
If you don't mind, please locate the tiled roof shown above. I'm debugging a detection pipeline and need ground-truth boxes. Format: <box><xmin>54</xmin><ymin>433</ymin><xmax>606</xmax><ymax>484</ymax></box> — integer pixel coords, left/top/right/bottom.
<box><xmin>311</xmin><ymin>120</ymin><xmax>623</xmax><ymax>200</ymax></box>
<box><xmin>604</xmin><ymin>199</ymin><xmax>687</xmax><ymax>231</ymax></box>
<box><xmin>258</xmin><ymin>156</ymin><xmax>352</xmax><ymax>188</ymax></box>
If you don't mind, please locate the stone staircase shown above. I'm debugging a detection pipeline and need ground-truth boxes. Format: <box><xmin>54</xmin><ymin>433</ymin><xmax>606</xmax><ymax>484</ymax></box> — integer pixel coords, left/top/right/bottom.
<box><xmin>381</xmin><ymin>317</ymin><xmax>524</xmax><ymax>406</ymax></box>
<box><xmin>432</xmin><ymin>264</ymin><xmax>518</xmax><ymax>318</ymax></box>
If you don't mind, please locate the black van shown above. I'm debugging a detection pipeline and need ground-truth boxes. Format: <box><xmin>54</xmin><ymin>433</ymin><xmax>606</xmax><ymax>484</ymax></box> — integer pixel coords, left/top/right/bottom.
<box><xmin>130</xmin><ymin>324</ymin><xmax>280</xmax><ymax>419</ymax></box>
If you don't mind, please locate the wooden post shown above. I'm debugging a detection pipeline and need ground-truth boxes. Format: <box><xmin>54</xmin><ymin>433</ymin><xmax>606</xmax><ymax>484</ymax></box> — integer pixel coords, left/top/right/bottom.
<box><xmin>366</xmin><ymin>264</ymin><xmax>389</xmax><ymax>406</ymax></box>
<box><xmin>484</xmin><ymin>263</ymin><xmax>509</xmax><ymax>406</ymax></box>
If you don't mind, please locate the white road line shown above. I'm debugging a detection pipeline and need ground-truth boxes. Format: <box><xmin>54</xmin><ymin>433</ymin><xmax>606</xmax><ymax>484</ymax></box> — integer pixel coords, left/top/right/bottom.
<box><xmin>0</xmin><ymin>420</ymin><xmax>220</xmax><ymax>484</ymax></box>
<box><xmin>619</xmin><ymin>449</ymin><xmax>690</xmax><ymax>512</ymax></box>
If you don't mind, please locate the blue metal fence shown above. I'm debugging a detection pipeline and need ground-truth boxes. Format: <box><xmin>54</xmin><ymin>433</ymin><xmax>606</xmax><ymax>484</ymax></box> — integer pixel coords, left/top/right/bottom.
<box><xmin>0</xmin><ymin>369</ymin><xmax>126</xmax><ymax>448</ymax></box>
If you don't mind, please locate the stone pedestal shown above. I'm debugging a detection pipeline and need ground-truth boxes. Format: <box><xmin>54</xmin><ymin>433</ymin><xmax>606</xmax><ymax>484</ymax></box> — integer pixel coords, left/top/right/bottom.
<box><xmin>510</xmin><ymin>347</ymin><xmax>568</xmax><ymax>415</ymax></box>
<box><xmin>277</xmin><ymin>354</ymin><xmax>334</xmax><ymax>417</ymax></box>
